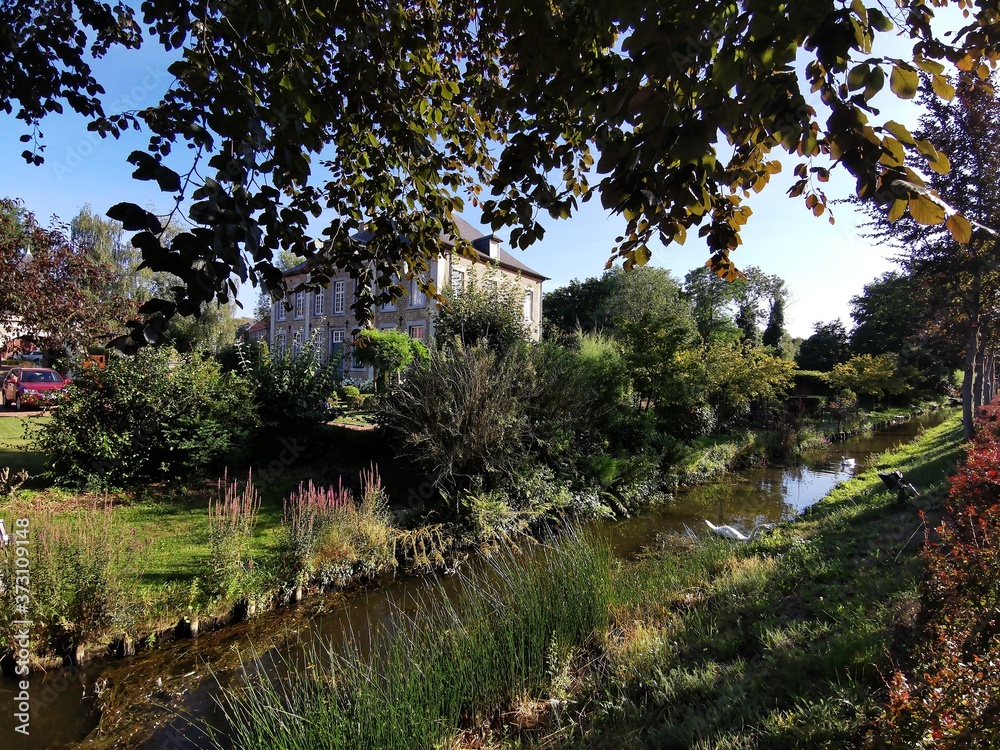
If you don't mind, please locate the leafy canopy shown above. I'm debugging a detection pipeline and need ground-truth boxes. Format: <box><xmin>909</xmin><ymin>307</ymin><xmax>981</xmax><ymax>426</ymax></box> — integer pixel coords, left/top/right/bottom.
<box><xmin>5</xmin><ymin>1</ymin><xmax>1000</xmax><ymax>348</ymax></box>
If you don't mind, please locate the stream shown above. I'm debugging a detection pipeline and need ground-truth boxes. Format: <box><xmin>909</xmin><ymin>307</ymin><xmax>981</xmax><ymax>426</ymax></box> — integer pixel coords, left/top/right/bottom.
<box><xmin>0</xmin><ymin>409</ymin><xmax>953</xmax><ymax>749</ymax></box>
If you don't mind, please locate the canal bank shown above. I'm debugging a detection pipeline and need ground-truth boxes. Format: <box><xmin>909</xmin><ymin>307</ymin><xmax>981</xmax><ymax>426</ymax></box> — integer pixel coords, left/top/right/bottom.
<box><xmin>0</xmin><ymin>410</ymin><xmax>959</xmax><ymax>748</ymax></box>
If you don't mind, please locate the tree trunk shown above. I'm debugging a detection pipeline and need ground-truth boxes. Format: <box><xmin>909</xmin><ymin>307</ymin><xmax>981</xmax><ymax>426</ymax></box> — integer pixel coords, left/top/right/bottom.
<box><xmin>962</xmin><ymin>320</ymin><xmax>981</xmax><ymax>442</ymax></box>
<box><xmin>974</xmin><ymin>336</ymin><xmax>987</xmax><ymax>410</ymax></box>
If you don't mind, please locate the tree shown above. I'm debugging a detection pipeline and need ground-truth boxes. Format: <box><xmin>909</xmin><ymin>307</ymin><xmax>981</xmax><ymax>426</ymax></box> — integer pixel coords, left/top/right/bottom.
<box><xmin>70</xmin><ymin>205</ymin><xmax>181</xmax><ymax>304</ymax></box>
<box><xmin>855</xmin><ymin>77</ymin><xmax>1000</xmax><ymax>437</ymax></box>
<box><xmin>796</xmin><ymin>320</ymin><xmax>850</xmax><ymax>372</ymax></box>
<box><xmin>355</xmin><ymin>328</ymin><xmax>429</xmax><ymax>392</ymax></box>
<box><xmin>433</xmin><ymin>268</ymin><xmax>529</xmax><ymax>355</ymax></box>
<box><xmin>762</xmin><ymin>295</ymin><xmax>786</xmax><ymax>351</ymax></box>
<box><xmin>683</xmin><ymin>266</ymin><xmax>741</xmax><ymax>343</ymax></box>
<box><xmin>4</xmin><ymin>1</ymin><xmax>998</xmax><ymax>348</ymax></box>
<box><xmin>850</xmin><ymin>272</ymin><xmax>923</xmax><ymax>356</ymax></box>
<box><xmin>610</xmin><ymin>267</ymin><xmax>697</xmax><ymax>409</ymax></box>
<box><xmin>697</xmin><ymin>341</ymin><xmax>796</xmax><ymax>429</ymax></box>
<box><xmin>542</xmin><ymin>273</ymin><xmax>618</xmax><ymax>339</ymax></box>
<box><xmin>0</xmin><ymin>199</ymin><xmax>133</xmax><ymax>353</ymax></box>
<box><xmin>827</xmin><ymin>354</ymin><xmax>907</xmax><ymax>404</ymax></box>
<box><xmin>165</xmin><ymin>301</ymin><xmax>241</xmax><ymax>355</ymax></box>
<box><xmin>850</xmin><ymin>270</ymin><xmax>956</xmax><ymax>397</ymax></box>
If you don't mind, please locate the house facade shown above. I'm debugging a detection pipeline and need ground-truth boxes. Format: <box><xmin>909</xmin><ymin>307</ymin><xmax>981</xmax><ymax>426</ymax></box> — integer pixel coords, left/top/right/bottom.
<box><xmin>268</xmin><ymin>217</ymin><xmax>546</xmax><ymax>380</ymax></box>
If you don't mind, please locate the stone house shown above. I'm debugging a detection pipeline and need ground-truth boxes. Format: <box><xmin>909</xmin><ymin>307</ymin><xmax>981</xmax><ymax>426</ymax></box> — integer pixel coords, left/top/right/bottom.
<box><xmin>268</xmin><ymin>217</ymin><xmax>546</xmax><ymax>379</ymax></box>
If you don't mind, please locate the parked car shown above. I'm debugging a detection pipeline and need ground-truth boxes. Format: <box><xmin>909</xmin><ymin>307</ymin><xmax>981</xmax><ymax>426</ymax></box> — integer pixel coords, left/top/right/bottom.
<box><xmin>0</xmin><ymin>367</ymin><xmax>69</xmax><ymax>410</ymax></box>
<box><xmin>15</xmin><ymin>351</ymin><xmax>44</xmax><ymax>364</ymax></box>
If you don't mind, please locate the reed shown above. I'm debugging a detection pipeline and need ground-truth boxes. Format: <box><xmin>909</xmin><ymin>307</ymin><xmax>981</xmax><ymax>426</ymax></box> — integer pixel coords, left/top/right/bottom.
<box><xmin>281</xmin><ymin>467</ymin><xmax>395</xmax><ymax>592</ymax></box>
<box><xmin>206</xmin><ymin>472</ymin><xmax>261</xmax><ymax>605</ymax></box>
<box><xmin>213</xmin><ymin>526</ymin><xmax>611</xmax><ymax>750</ymax></box>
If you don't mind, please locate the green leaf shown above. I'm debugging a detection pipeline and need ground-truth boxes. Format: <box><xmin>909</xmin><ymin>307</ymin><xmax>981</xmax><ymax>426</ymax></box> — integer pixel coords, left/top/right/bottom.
<box><xmin>848</xmin><ymin>63</ymin><xmax>870</xmax><ymax>91</ymax></box>
<box><xmin>883</xmin><ymin>120</ymin><xmax>914</xmax><ymax>144</ymax></box>
<box><xmin>931</xmin><ymin>74</ymin><xmax>956</xmax><ymax>101</ymax></box>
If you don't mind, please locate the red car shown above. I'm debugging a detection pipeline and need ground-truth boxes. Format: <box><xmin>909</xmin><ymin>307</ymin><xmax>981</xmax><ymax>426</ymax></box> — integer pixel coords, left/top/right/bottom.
<box><xmin>1</xmin><ymin>367</ymin><xmax>69</xmax><ymax>410</ymax></box>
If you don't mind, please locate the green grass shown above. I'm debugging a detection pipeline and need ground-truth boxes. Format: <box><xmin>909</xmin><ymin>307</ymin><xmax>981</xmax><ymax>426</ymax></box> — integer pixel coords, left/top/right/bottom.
<box><xmin>212</xmin><ymin>528</ymin><xmax>612</xmax><ymax>750</ymax></box>
<box><xmin>0</xmin><ymin>414</ymin><xmax>51</xmax><ymax>481</ymax></box>
<box><xmin>557</xmin><ymin>415</ymin><xmax>964</xmax><ymax>749</ymax></box>
<box><xmin>429</xmin><ymin>415</ymin><xmax>962</xmax><ymax>749</ymax></box>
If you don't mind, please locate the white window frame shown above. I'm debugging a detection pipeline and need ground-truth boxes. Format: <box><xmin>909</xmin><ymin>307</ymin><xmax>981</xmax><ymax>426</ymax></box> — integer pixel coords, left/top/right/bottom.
<box><xmin>523</xmin><ymin>288</ymin><xmax>534</xmax><ymax>323</ymax></box>
<box><xmin>291</xmin><ymin>330</ymin><xmax>302</xmax><ymax>355</ymax></box>
<box><xmin>294</xmin><ymin>291</ymin><xmax>305</xmax><ymax>319</ymax></box>
<box><xmin>276</xmin><ymin>300</ymin><xmax>287</xmax><ymax>322</ymax></box>
<box><xmin>409</xmin><ymin>279</ymin><xmax>426</xmax><ymax>308</ymax></box>
<box><xmin>313</xmin><ymin>287</ymin><xmax>325</xmax><ymax>317</ymax></box>
<box><xmin>450</xmin><ymin>268</ymin><xmax>465</xmax><ymax>292</ymax></box>
<box><xmin>275</xmin><ymin>331</ymin><xmax>286</xmax><ymax>356</ymax></box>
<box><xmin>333</xmin><ymin>280</ymin><xmax>346</xmax><ymax>314</ymax></box>
<box><xmin>409</xmin><ymin>323</ymin><xmax>425</xmax><ymax>340</ymax></box>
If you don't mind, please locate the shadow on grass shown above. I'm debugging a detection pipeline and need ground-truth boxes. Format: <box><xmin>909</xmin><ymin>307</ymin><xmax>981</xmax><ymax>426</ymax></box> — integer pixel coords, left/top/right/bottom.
<box><xmin>582</xmin><ymin>418</ymin><xmax>964</xmax><ymax>750</ymax></box>
<box><xmin>0</xmin><ymin>413</ymin><xmax>52</xmax><ymax>488</ymax></box>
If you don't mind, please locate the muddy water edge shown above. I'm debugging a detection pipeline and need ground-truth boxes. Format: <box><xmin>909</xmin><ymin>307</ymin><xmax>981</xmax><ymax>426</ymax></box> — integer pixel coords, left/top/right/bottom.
<box><xmin>0</xmin><ymin>409</ymin><xmax>954</xmax><ymax>749</ymax></box>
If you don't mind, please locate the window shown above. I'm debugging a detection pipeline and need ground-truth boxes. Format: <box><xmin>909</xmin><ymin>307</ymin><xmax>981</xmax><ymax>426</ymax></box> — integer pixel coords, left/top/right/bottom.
<box><xmin>409</xmin><ymin>279</ymin><xmax>426</xmax><ymax>307</ymax></box>
<box><xmin>330</xmin><ymin>329</ymin><xmax>345</xmax><ymax>361</ymax></box>
<box><xmin>294</xmin><ymin>291</ymin><xmax>305</xmax><ymax>319</ymax></box>
<box><xmin>291</xmin><ymin>330</ymin><xmax>302</xmax><ymax>355</ymax></box>
<box><xmin>409</xmin><ymin>324</ymin><xmax>425</xmax><ymax>341</ymax></box>
<box><xmin>276</xmin><ymin>300</ymin><xmax>287</xmax><ymax>322</ymax></box>
<box><xmin>450</xmin><ymin>268</ymin><xmax>465</xmax><ymax>292</ymax></box>
<box><xmin>313</xmin><ymin>287</ymin><xmax>325</xmax><ymax>317</ymax></box>
<box><xmin>523</xmin><ymin>289</ymin><xmax>534</xmax><ymax>322</ymax></box>
<box><xmin>378</xmin><ymin>282</ymin><xmax>397</xmax><ymax>311</ymax></box>
<box><xmin>351</xmin><ymin>342</ymin><xmax>366</xmax><ymax>369</ymax></box>
<box><xmin>333</xmin><ymin>280</ymin><xmax>345</xmax><ymax>314</ymax></box>
<box><xmin>275</xmin><ymin>331</ymin><xmax>286</xmax><ymax>356</ymax></box>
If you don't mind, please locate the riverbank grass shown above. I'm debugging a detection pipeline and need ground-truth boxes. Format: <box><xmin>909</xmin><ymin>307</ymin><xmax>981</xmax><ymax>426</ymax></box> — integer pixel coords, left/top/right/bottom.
<box><xmin>214</xmin><ymin>529</ymin><xmax>611</xmax><ymax>750</ymax></box>
<box><xmin>547</xmin><ymin>415</ymin><xmax>963</xmax><ymax>748</ymax></box>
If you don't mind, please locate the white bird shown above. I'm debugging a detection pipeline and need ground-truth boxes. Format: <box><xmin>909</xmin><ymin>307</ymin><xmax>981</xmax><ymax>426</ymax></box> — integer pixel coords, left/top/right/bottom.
<box><xmin>704</xmin><ymin>520</ymin><xmax>771</xmax><ymax>542</ymax></box>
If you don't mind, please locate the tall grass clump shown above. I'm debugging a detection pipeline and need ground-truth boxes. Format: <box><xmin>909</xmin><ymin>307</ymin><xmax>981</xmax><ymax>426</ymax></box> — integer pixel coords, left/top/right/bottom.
<box><xmin>205</xmin><ymin>473</ymin><xmax>262</xmax><ymax>609</ymax></box>
<box><xmin>0</xmin><ymin>502</ymin><xmax>140</xmax><ymax>665</ymax></box>
<box><xmin>281</xmin><ymin>467</ymin><xmax>396</xmax><ymax>594</ymax></box>
<box><xmin>214</xmin><ymin>527</ymin><xmax>612</xmax><ymax>750</ymax></box>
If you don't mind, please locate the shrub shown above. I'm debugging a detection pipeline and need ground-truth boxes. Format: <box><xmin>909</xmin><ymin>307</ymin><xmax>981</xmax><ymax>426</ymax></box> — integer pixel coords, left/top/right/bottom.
<box><xmin>871</xmin><ymin>402</ymin><xmax>1000</xmax><ymax>746</ymax></box>
<box><xmin>280</xmin><ymin>468</ymin><xmax>396</xmax><ymax>591</ymax></box>
<box><xmin>377</xmin><ymin>343</ymin><xmax>530</xmax><ymax>496</ymax></box>
<box><xmin>434</xmin><ymin>267</ymin><xmax>530</xmax><ymax>354</ymax></box>
<box><xmin>235</xmin><ymin>336</ymin><xmax>341</xmax><ymax>436</ymax></box>
<box><xmin>0</xmin><ymin>503</ymin><xmax>140</xmax><ymax>663</ymax></box>
<box><xmin>34</xmin><ymin>348</ymin><xmax>257</xmax><ymax>487</ymax></box>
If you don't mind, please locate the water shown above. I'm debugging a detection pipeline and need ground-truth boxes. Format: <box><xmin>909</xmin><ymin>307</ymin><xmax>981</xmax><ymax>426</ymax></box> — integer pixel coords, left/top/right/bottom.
<box><xmin>0</xmin><ymin>410</ymin><xmax>953</xmax><ymax>749</ymax></box>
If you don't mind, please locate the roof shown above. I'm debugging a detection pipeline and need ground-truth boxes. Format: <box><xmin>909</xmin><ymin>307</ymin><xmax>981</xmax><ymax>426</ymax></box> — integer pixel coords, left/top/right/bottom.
<box><xmin>284</xmin><ymin>217</ymin><xmax>548</xmax><ymax>281</ymax></box>
<box><xmin>247</xmin><ymin>319</ymin><xmax>269</xmax><ymax>333</ymax></box>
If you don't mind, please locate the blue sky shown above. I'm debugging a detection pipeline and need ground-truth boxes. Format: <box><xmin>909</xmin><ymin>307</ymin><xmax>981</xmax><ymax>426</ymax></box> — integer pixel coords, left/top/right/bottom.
<box><xmin>1</xmin><ymin>17</ymin><xmax>960</xmax><ymax>339</ymax></box>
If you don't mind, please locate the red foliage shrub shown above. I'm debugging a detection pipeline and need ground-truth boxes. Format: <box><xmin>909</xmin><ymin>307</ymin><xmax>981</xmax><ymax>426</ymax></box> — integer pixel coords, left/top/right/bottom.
<box><xmin>868</xmin><ymin>401</ymin><xmax>1000</xmax><ymax>748</ymax></box>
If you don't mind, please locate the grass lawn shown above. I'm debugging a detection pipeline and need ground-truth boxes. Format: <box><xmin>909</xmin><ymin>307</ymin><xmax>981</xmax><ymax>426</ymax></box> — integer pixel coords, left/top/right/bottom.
<box><xmin>0</xmin><ymin>413</ymin><xmax>51</xmax><ymax>481</ymax></box>
<box><xmin>0</xmin><ymin>422</ymin><xmax>407</xmax><ymax>595</ymax></box>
